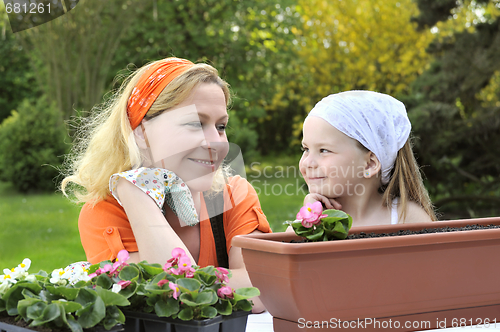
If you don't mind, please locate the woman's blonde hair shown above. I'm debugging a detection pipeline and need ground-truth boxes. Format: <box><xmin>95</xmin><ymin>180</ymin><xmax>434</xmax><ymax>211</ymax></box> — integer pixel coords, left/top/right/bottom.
<box><xmin>61</xmin><ymin>60</ymin><xmax>231</xmax><ymax>205</ymax></box>
<box><xmin>379</xmin><ymin>138</ymin><xmax>437</xmax><ymax>222</ymax></box>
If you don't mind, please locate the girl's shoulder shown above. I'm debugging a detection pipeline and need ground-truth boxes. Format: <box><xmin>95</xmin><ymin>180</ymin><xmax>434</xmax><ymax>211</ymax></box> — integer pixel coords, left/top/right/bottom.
<box><xmin>401</xmin><ymin>200</ymin><xmax>433</xmax><ymax>223</ymax></box>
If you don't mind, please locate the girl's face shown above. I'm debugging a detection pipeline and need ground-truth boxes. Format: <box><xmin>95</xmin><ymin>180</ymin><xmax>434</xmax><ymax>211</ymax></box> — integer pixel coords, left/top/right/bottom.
<box><xmin>138</xmin><ymin>83</ymin><xmax>229</xmax><ymax>193</ymax></box>
<box><xmin>299</xmin><ymin>116</ymin><xmax>369</xmax><ymax>199</ymax></box>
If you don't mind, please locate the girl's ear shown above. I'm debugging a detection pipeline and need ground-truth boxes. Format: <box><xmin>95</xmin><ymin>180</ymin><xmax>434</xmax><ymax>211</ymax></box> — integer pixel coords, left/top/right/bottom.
<box><xmin>364</xmin><ymin>151</ymin><xmax>382</xmax><ymax>179</ymax></box>
<box><xmin>133</xmin><ymin>124</ymin><xmax>148</xmax><ymax>150</ymax></box>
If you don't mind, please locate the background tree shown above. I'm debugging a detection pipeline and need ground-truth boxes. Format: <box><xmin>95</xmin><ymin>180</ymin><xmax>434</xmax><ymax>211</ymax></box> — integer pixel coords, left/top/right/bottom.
<box><xmin>259</xmin><ymin>0</ymin><xmax>436</xmax><ymax>153</ymax></box>
<box><xmin>16</xmin><ymin>0</ymin><xmax>141</xmax><ymax>121</ymax></box>
<box><xmin>407</xmin><ymin>0</ymin><xmax>500</xmax><ymax>218</ymax></box>
<box><xmin>0</xmin><ymin>7</ymin><xmax>40</xmax><ymax>122</ymax></box>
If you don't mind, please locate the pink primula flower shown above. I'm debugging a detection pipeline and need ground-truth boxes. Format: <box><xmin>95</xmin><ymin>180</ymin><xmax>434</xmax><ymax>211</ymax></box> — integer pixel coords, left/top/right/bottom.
<box><xmin>217</xmin><ymin>285</ymin><xmax>234</xmax><ymax>299</ymax></box>
<box><xmin>215</xmin><ymin>267</ymin><xmax>229</xmax><ymax>284</ymax></box>
<box><xmin>296</xmin><ymin>201</ymin><xmax>327</xmax><ymax>228</ymax></box>
<box><xmin>169</xmin><ymin>282</ymin><xmax>180</xmax><ymax>300</ymax></box>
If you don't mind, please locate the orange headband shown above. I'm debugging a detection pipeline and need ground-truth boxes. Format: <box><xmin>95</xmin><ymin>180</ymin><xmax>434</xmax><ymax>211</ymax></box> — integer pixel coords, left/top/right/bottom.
<box><xmin>127</xmin><ymin>57</ymin><xmax>195</xmax><ymax>130</ymax></box>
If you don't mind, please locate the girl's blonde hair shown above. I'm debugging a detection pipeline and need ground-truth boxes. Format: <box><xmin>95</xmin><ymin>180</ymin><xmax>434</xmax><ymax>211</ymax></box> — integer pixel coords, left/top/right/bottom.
<box><xmin>378</xmin><ymin>138</ymin><xmax>437</xmax><ymax>222</ymax></box>
<box><xmin>61</xmin><ymin>60</ymin><xmax>231</xmax><ymax>205</ymax></box>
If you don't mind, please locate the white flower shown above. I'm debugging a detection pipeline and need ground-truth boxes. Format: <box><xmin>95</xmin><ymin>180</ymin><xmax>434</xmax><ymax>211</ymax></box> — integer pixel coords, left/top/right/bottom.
<box><xmin>3</xmin><ymin>268</ymin><xmax>20</xmax><ymax>280</ymax></box>
<box><xmin>1</xmin><ymin>270</ymin><xmax>17</xmax><ymax>284</ymax></box>
<box><xmin>50</xmin><ymin>269</ymin><xmax>68</xmax><ymax>286</ymax></box>
<box><xmin>111</xmin><ymin>284</ymin><xmax>122</xmax><ymax>293</ymax></box>
<box><xmin>16</xmin><ymin>258</ymin><xmax>31</xmax><ymax>273</ymax></box>
<box><xmin>26</xmin><ymin>275</ymin><xmax>36</xmax><ymax>283</ymax></box>
<box><xmin>0</xmin><ymin>281</ymin><xmax>12</xmax><ymax>296</ymax></box>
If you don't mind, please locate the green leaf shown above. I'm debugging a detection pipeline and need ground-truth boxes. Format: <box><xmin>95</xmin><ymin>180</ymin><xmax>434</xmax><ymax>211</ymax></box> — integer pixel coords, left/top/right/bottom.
<box><xmin>194</xmin><ymin>271</ymin><xmax>217</xmax><ymax>286</ymax></box>
<box><xmin>21</xmin><ymin>288</ymin><xmax>37</xmax><ymax>299</ymax></box>
<box><xmin>323</xmin><ymin>209</ymin><xmax>349</xmax><ymax>219</ymax></box>
<box><xmin>26</xmin><ymin>302</ymin><xmax>47</xmax><ymax>320</ymax></box>
<box><xmin>200</xmin><ymin>306</ymin><xmax>217</xmax><ymax>319</ymax></box>
<box><xmin>138</xmin><ymin>263</ymin><xmax>164</xmax><ymax>278</ymax></box>
<box><xmin>96</xmin><ymin>274</ymin><xmax>113</xmax><ymax>290</ymax></box>
<box><xmin>150</xmin><ymin>271</ymin><xmax>168</xmax><ymax>284</ymax></box>
<box><xmin>305</xmin><ymin>227</ymin><xmax>324</xmax><ymax>241</ymax></box>
<box><xmin>18</xmin><ymin>298</ymin><xmax>43</xmax><ymax>320</ymax></box>
<box><xmin>5</xmin><ymin>282</ymin><xmax>42</xmax><ymax>315</ymax></box>
<box><xmin>46</xmin><ymin>285</ymin><xmax>80</xmax><ymax>300</ymax></box>
<box><xmin>76</xmin><ymin>296</ymin><xmax>106</xmax><ymax>329</ymax></box>
<box><xmin>39</xmin><ymin>289</ymin><xmax>60</xmax><ymax>303</ymax></box>
<box><xmin>177</xmin><ymin>307</ymin><xmax>194</xmax><ymax>321</ymax></box>
<box><xmin>31</xmin><ymin>303</ymin><xmax>60</xmax><ymax>326</ymax></box>
<box><xmin>94</xmin><ymin>287</ymin><xmax>130</xmax><ymax>307</ymax></box>
<box><xmin>65</xmin><ymin>315</ymin><xmax>83</xmax><ymax>332</ymax></box>
<box><xmin>179</xmin><ymin>289</ymin><xmax>217</xmax><ymax>306</ymax></box>
<box><xmin>154</xmin><ymin>297</ymin><xmax>179</xmax><ymax>317</ymax></box>
<box><xmin>234</xmin><ymin>299</ymin><xmax>253</xmax><ymax>311</ymax></box>
<box><xmin>215</xmin><ymin>299</ymin><xmax>232</xmax><ymax>315</ymax></box>
<box><xmin>87</xmin><ymin>264</ymin><xmax>100</xmax><ymax>275</ymax></box>
<box><xmin>196</xmin><ymin>266</ymin><xmax>215</xmax><ymax>275</ymax></box>
<box><xmin>53</xmin><ymin>300</ymin><xmax>82</xmax><ymax>313</ymax></box>
<box><xmin>119</xmin><ymin>265</ymin><xmax>140</xmax><ymax>281</ymax></box>
<box><xmin>103</xmin><ymin>306</ymin><xmax>125</xmax><ymax>330</ymax></box>
<box><xmin>75</xmin><ymin>288</ymin><xmax>97</xmax><ymax>306</ymax></box>
<box><xmin>177</xmin><ymin>278</ymin><xmax>201</xmax><ymax>293</ymax></box>
<box><xmin>233</xmin><ymin>287</ymin><xmax>260</xmax><ymax>300</ymax></box>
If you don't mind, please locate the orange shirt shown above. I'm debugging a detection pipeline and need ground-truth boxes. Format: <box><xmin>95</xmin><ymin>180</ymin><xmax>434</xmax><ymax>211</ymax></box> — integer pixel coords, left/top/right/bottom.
<box><xmin>78</xmin><ymin>176</ymin><xmax>271</xmax><ymax>266</ymax></box>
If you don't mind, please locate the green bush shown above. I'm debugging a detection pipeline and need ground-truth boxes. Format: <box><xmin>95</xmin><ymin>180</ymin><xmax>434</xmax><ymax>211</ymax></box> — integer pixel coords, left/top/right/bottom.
<box><xmin>0</xmin><ymin>97</ymin><xmax>68</xmax><ymax>192</ymax></box>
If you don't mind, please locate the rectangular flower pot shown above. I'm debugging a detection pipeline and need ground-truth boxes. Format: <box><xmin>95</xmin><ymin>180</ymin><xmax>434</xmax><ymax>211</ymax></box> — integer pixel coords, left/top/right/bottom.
<box><xmin>232</xmin><ymin>217</ymin><xmax>500</xmax><ymax>331</ymax></box>
<box><xmin>123</xmin><ymin>310</ymin><xmax>250</xmax><ymax>332</ymax></box>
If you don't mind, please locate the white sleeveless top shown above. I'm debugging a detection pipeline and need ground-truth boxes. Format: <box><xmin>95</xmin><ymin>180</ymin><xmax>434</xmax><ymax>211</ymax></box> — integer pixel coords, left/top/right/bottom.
<box><xmin>391</xmin><ymin>197</ymin><xmax>399</xmax><ymax>225</ymax></box>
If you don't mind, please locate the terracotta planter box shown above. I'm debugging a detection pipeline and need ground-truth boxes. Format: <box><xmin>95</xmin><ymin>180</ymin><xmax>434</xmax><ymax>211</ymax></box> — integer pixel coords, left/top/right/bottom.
<box><xmin>123</xmin><ymin>310</ymin><xmax>250</xmax><ymax>332</ymax></box>
<box><xmin>232</xmin><ymin>217</ymin><xmax>500</xmax><ymax>331</ymax></box>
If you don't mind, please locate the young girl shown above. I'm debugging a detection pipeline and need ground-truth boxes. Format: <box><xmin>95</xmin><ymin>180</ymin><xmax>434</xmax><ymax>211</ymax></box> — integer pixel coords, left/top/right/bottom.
<box><xmin>61</xmin><ymin>57</ymin><xmax>270</xmax><ymax>311</ymax></box>
<box><xmin>300</xmin><ymin>90</ymin><xmax>436</xmax><ymax>226</ymax></box>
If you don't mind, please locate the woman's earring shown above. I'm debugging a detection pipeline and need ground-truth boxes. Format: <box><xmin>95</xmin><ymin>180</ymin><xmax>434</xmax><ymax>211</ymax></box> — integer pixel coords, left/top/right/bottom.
<box><xmin>365</xmin><ymin>171</ymin><xmax>370</xmax><ymax>178</ymax></box>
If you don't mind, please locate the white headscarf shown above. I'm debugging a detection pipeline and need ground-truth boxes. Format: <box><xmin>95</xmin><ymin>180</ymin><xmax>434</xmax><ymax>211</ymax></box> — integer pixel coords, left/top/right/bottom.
<box><xmin>306</xmin><ymin>90</ymin><xmax>411</xmax><ymax>185</ymax></box>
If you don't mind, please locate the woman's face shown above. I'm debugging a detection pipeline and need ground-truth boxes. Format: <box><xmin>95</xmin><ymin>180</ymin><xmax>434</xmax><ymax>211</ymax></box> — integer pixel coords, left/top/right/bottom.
<box><xmin>138</xmin><ymin>83</ymin><xmax>229</xmax><ymax>193</ymax></box>
<box><xmin>299</xmin><ymin>116</ymin><xmax>369</xmax><ymax>199</ymax></box>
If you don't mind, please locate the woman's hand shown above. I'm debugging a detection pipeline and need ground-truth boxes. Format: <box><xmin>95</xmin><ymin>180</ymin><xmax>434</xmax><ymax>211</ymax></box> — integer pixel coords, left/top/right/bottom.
<box><xmin>116</xmin><ymin>178</ymin><xmax>195</xmax><ymax>264</ymax></box>
<box><xmin>304</xmin><ymin>193</ymin><xmax>342</xmax><ymax>210</ymax></box>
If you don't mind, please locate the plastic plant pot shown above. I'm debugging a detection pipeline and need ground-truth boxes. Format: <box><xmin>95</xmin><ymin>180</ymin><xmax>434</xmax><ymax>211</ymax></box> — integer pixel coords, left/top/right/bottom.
<box><xmin>0</xmin><ymin>320</ymin><xmax>124</xmax><ymax>332</ymax></box>
<box><xmin>123</xmin><ymin>310</ymin><xmax>250</xmax><ymax>332</ymax></box>
<box><xmin>232</xmin><ymin>217</ymin><xmax>500</xmax><ymax>331</ymax></box>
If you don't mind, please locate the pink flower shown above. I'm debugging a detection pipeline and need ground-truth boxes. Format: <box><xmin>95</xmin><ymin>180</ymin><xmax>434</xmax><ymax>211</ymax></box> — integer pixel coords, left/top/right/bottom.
<box><xmin>164</xmin><ymin>248</ymin><xmax>187</xmax><ymax>271</ymax></box>
<box><xmin>169</xmin><ymin>282</ymin><xmax>180</xmax><ymax>300</ymax></box>
<box><xmin>215</xmin><ymin>267</ymin><xmax>229</xmax><ymax>284</ymax></box>
<box><xmin>157</xmin><ymin>279</ymin><xmax>169</xmax><ymax>287</ymax></box>
<box><xmin>89</xmin><ymin>264</ymin><xmax>112</xmax><ymax>279</ymax></box>
<box><xmin>109</xmin><ymin>250</ymin><xmax>130</xmax><ymax>276</ymax></box>
<box><xmin>117</xmin><ymin>280</ymin><xmax>131</xmax><ymax>289</ymax></box>
<box><xmin>217</xmin><ymin>285</ymin><xmax>234</xmax><ymax>299</ymax></box>
<box><xmin>170</xmin><ymin>256</ymin><xmax>195</xmax><ymax>276</ymax></box>
<box><xmin>296</xmin><ymin>202</ymin><xmax>327</xmax><ymax>228</ymax></box>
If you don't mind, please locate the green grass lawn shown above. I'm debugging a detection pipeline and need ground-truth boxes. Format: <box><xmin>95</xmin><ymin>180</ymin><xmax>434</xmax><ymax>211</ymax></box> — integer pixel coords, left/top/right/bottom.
<box><xmin>0</xmin><ymin>160</ymin><xmax>305</xmax><ymax>272</ymax></box>
<box><xmin>0</xmin><ymin>182</ymin><xmax>86</xmax><ymax>273</ymax></box>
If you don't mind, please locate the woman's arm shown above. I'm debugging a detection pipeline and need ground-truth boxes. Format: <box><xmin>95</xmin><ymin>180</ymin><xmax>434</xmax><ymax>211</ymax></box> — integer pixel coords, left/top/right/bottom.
<box><xmin>116</xmin><ymin>178</ymin><xmax>195</xmax><ymax>264</ymax></box>
<box><xmin>227</xmin><ymin>230</ymin><xmax>266</xmax><ymax>313</ymax></box>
